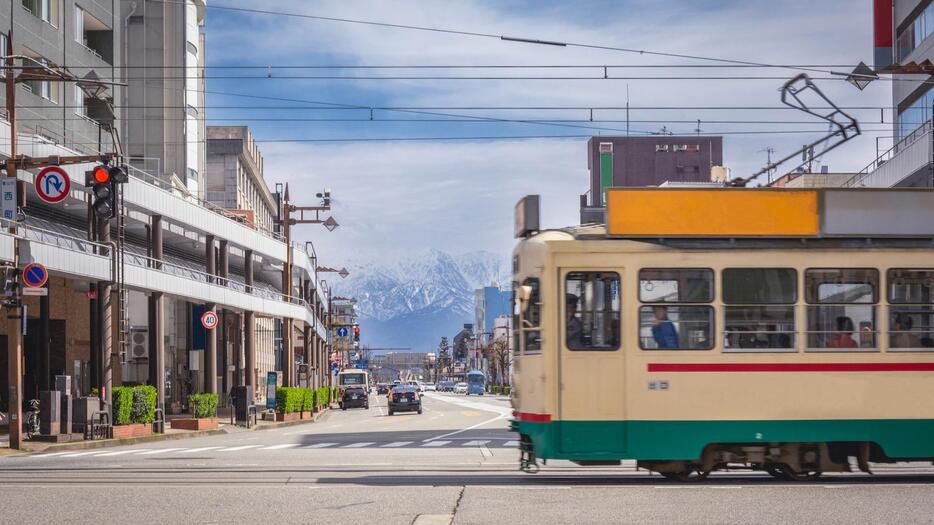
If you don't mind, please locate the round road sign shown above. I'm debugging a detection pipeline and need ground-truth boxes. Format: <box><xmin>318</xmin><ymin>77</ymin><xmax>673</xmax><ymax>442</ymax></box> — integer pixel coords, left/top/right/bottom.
<box><xmin>35</xmin><ymin>166</ymin><xmax>72</xmax><ymax>204</ymax></box>
<box><xmin>22</xmin><ymin>262</ymin><xmax>48</xmax><ymax>288</ymax></box>
<box><xmin>336</xmin><ymin>326</ymin><xmax>348</xmax><ymax>338</ymax></box>
<box><xmin>201</xmin><ymin>309</ymin><xmax>219</xmax><ymax>330</ymax></box>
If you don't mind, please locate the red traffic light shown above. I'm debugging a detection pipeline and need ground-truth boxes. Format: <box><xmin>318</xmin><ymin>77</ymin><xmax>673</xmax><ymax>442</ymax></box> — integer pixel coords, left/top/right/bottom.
<box><xmin>353</xmin><ymin>326</ymin><xmax>360</xmax><ymax>335</ymax></box>
<box><xmin>93</xmin><ymin>166</ymin><xmax>110</xmax><ymax>184</ymax></box>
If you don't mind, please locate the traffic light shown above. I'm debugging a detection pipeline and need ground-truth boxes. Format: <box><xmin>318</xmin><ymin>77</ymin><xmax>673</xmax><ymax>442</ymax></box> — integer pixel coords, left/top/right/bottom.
<box><xmin>87</xmin><ymin>165</ymin><xmax>114</xmax><ymax>219</ymax></box>
<box><xmin>1</xmin><ymin>266</ymin><xmax>18</xmax><ymax>297</ymax></box>
<box><xmin>353</xmin><ymin>325</ymin><xmax>360</xmax><ymax>342</ymax></box>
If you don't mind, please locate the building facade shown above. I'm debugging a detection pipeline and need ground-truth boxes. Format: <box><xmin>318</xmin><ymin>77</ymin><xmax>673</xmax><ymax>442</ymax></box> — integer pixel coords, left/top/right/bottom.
<box><xmin>582</xmin><ymin>136</ymin><xmax>724</xmax><ymax>209</ymax></box>
<box><xmin>474</xmin><ymin>285</ymin><xmax>510</xmax><ymax>344</ymax></box>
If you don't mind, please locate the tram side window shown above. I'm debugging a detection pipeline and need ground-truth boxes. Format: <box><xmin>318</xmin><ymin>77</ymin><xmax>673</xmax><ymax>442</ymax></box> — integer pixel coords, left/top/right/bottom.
<box><xmin>722</xmin><ymin>269</ymin><xmax>796</xmax><ymax>351</ymax></box>
<box><xmin>805</xmin><ymin>269</ymin><xmax>878</xmax><ymax>351</ymax></box>
<box><xmin>566</xmin><ymin>272</ymin><xmax>620</xmax><ymax>351</ymax></box>
<box><xmin>888</xmin><ymin>269</ymin><xmax>934</xmax><ymax>350</ymax></box>
<box><xmin>639</xmin><ymin>269</ymin><xmax>713</xmax><ymax>350</ymax></box>
<box><xmin>521</xmin><ymin>278</ymin><xmax>541</xmax><ymax>354</ymax></box>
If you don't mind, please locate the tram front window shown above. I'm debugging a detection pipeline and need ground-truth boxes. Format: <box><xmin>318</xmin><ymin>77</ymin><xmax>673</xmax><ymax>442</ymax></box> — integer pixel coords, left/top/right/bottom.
<box><xmin>723</xmin><ymin>268</ymin><xmax>796</xmax><ymax>351</ymax></box>
<box><xmin>566</xmin><ymin>272</ymin><xmax>620</xmax><ymax>351</ymax></box>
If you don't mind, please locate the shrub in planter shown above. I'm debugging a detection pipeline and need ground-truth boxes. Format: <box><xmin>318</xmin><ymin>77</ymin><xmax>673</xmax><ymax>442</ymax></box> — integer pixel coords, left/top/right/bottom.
<box><xmin>301</xmin><ymin>388</ymin><xmax>314</xmax><ymax>413</ymax></box>
<box><xmin>275</xmin><ymin>387</ymin><xmax>304</xmax><ymax>413</ymax></box>
<box><xmin>130</xmin><ymin>385</ymin><xmax>157</xmax><ymax>424</ymax></box>
<box><xmin>315</xmin><ymin>387</ymin><xmax>330</xmax><ymax>409</ymax></box>
<box><xmin>111</xmin><ymin>387</ymin><xmax>134</xmax><ymax>425</ymax></box>
<box><xmin>189</xmin><ymin>393</ymin><xmax>219</xmax><ymax>418</ymax></box>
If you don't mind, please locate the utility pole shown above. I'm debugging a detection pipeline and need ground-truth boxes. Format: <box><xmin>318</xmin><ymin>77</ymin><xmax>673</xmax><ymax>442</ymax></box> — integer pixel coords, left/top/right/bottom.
<box><xmin>3</xmin><ymin>37</ymin><xmax>121</xmax><ymax>448</ymax></box>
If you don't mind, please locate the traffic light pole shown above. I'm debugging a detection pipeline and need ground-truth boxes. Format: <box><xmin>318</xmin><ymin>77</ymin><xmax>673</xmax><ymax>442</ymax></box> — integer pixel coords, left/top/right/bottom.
<box><xmin>5</xmin><ymin>36</ymin><xmax>23</xmax><ymax>450</ymax></box>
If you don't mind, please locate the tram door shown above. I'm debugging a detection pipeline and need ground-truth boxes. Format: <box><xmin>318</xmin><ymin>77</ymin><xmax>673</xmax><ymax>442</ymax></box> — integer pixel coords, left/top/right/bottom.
<box><xmin>558</xmin><ymin>268</ymin><xmax>626</xmax><ymax>455</ymax></box>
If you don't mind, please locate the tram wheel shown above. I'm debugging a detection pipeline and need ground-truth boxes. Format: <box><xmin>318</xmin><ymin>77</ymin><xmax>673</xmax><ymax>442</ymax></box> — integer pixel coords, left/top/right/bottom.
<box><xmin>764</xmin><ymin>464</ymin><xmax>786</xmax><ymax>480</ymax></box>
<box><xmin>660</xmin><ymin>466</ymin><xmax>709</xmax><ymax>482</ymax></box>
<box><xmin>782</xmin><ymin>466</ymin><xmax>822</xmax><ymax>481</ymax></box>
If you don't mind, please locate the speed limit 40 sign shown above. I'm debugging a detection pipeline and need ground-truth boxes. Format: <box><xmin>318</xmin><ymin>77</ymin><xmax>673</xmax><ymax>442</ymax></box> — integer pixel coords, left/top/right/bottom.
<box><xmin>201</xmin><ymin>310</ymin><xmax>219</xmax><ymax>330</ymax></box>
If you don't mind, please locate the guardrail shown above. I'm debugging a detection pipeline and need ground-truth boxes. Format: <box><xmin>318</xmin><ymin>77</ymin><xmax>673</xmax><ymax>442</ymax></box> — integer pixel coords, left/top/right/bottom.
<box><xmin>843</xmin><ymin>120</ymin><xmax>933</xmax><ymax>188</ymax></box>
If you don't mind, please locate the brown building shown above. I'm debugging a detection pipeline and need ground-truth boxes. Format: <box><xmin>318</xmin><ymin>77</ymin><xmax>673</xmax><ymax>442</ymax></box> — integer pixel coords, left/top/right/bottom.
<box><xmin>583</xmin><ymin>136</ymin><xmax>724</xmax><ymax>209</ymax></box>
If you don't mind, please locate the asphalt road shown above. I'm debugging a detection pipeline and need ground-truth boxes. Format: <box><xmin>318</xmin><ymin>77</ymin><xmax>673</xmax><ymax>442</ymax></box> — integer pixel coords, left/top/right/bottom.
<box><xmin>2</xmin><ymin>392</ymin><xmax>934</xmax><ymax>524</ymax></box>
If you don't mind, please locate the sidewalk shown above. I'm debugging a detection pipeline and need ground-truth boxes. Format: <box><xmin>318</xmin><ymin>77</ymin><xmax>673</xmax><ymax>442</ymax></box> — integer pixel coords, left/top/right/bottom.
<box><xmin>0</xmin><ymin>407</ymin><xmax>332</xmax><ymax>454</ymax></box>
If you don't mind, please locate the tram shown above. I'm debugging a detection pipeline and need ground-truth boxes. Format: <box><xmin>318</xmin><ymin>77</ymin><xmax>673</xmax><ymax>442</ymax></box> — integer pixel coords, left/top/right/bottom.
<box><xmin>509</xmin><ymin>187</ymin><xmax>934</xmax><ymax>480</ymax></box>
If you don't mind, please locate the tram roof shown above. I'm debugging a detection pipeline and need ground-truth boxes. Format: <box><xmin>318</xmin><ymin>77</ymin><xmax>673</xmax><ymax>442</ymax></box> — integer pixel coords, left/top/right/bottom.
<box><xmin>601</xmin><ymin>187</ymin><xmax>934</xmax><ymax>239</ymax></box>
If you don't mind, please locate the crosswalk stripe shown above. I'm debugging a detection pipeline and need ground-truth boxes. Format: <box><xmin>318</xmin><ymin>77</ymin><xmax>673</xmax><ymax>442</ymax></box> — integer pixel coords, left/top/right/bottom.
<box><xmin>137</xmin><ymin>448</ymin><xmax>185</xmax><ymax>455</ymax></box>
<box><xmin>341</xmin><ymin>442</ymin><xmax>374</xmax><ymax>448</ymax></box>
<box><xmin>462</xmin><ymin>440</ymin><xmax>490</xmax><ymax>447</ymax></box>
<box><xmin>180</xmin><ymin>447</ymin><xmax>221</xmax><ymax>454</ymax></box>
<box><xmin>422</xmin><ymin>441</ymin><xmax>451</xmax><ymax>447</ymax></box>
<box><xmin>261</xmin><ymin>444</ymin><xmax>300</xmax><ymax>450</ymax></box>
<box><xmin>217</xmin><ymin>445</ymin><xmax>263</xmax><ymax>452</ymax></box>
<box><xmin>94</xmin><ymin>449</ymin><xmax>150</xmax><ymax>457</ymax></box>
<box><xmin>31</xmin><ymin>451</ymin><xmax>69</xmax><ymax>458</ymax></box>
<box><xmin>503</xmin><ymin>440</ymin><xmax>520</xmax><ymax>447</ymax></box>
<box><xmin>61</xmin><ymin>451</ymin><xmax>108</xmax><ymax>457</ymax></box>
<box><xmin>305</xmin><ymin>443</ymin><xmax>338</xmax><ymax>449</ymax></box>
<box><xmin>380</xmin><ymin>441</ymin><xmax>413</xmax><ymax>448</ymax></box>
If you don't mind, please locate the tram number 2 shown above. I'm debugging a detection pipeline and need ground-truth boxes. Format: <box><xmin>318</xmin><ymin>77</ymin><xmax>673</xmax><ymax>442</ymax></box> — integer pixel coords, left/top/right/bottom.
<box><xmin>648</xmin><ymin>380</ymin><xmax>669</xmax><ymax>391</ymax></box>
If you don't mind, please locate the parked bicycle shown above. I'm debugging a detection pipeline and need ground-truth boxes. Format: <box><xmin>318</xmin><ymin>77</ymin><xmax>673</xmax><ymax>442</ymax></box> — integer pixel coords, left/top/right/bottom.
<box><xmin>24</xmin><ymin>399</ymin><xmax>40</xmax><ymax>440</ymax></box>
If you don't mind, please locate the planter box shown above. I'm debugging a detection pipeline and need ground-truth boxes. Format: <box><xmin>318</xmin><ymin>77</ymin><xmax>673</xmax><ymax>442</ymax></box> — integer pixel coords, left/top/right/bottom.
<box><xmin>300</xmin><ymin>411</ymin><xmax>312</xmax><ymax>420</ymax></box>
<box><xmin>170</xmin><ymin>418</ymin><xmax>218</xmax><ymax>431</ymax></box>
<box><xmin>111</xmin><ymin>423</ymin><xmax>153</xmax><ymax>439</ymax></box>
<box><xmin>275</xmin><ymin>412</ymin><xmax>301</xmax><ymax>422</ymax></box>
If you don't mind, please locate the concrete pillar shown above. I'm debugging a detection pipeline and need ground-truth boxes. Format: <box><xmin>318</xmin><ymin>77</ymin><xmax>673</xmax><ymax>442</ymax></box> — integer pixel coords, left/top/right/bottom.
<box><xmin>283</xmin><ymin>319</ymin><xmax>293</xmax><ymax>386</ymax></box>
<box><xmin>221</xmin><ymin>310</ymin><xmax>228</xmax><ymax>394</ymax></box>
<box><xmin>244</xmin><ymin>250</ymin><xmax>253</xmax><ymax>293</ymax></box>
<box><xmin>152</xmin><ymin>292</ymin><xmax>165</xmax><ymax>408</ymax></box>
<box><xmin>151</xmin><ymin>215</ymin><xmax>163</xmax><ymax>270</ymax></box>
<box><xmin>205</xmin><ymin>235</ymin><xmax>215</xmax><ymax>283</ymax></box>
<box><xmin>245</xmin><ymin>311</ymin><xmax>255</xmax><ymax>394</ymax></box>
<box><xmin>39</xmin><ymin>281</ymin><xmax>50</xmax><ymax>392</ymax></box>
<box><xmin>205</xmin><ymin>302</ymin><xmax>217</xmax><ymax>394</ymax></box>
<box><xmin>218</xmin><ymin>240</ymin><xmax>228</xmax><ymax>286</ymax></box>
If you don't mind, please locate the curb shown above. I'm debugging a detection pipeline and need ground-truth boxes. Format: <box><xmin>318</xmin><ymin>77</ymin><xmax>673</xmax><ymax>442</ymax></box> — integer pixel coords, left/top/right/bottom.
<box><xmin>14</xmin><ymin>408</ymin><xmax>332</xmax><ymax>453</ymax></box>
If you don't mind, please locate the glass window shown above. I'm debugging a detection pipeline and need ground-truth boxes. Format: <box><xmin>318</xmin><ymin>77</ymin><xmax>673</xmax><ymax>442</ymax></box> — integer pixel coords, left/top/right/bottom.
<box><xmin>805</xmin><ymin>269</ymin><xmax>877</xmax><ymax>350</ymax></box>
<box><xmin>639</xmin><ymin>268</ymin><xmax>713</xmax><ymax>303</ymax></box>
<box><xmin>639</xmin><ymin>306</ymin><xmax>712</xmax><ymax>350</ymax></box>
<box><xmin>724</xmin><ymin>306</ymin><xmax>795</xmax><ymax>351</ymax></box>
<box><xmin>566</xmin><ymin>272</ymin><xmax>620</xmax><ymax>351</ymax></box>
<box><xmin>723</xmin><ymin>268</ymin><xmax>796</xmax><ymax>304</ymax></box>
<box><xmin>806</xmin><ymin>269</ymin><xmax>878</xmax><ymax>304</ymax></box>
<box><xmin>522</xmin><ymin>278</ymin><xmax>541</xmax><ymax>354</ymax></box>
<box><xmin>888</xmin><ymin>269</ymin><xmax>934</xmax><ymax>350</ymax></box>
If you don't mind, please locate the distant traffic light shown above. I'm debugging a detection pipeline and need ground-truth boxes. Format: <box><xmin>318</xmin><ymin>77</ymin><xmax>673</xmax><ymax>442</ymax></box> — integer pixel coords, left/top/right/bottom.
<box><xmin>353</xmin><ymin>325</ymin><xmax>360</xmax><ymax>342</ymax></box>
<box><xmin>86</xmin><ymin>164</ymin><xmax>128</xmax><ymax>220</ymax></box>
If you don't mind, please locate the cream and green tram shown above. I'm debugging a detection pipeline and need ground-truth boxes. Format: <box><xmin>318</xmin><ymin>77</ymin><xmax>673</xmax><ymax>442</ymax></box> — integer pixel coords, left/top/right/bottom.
<box><xmin>509</xmin><ymin>188</ymin><xmax>934</xmax><ymax>481</ymax></box>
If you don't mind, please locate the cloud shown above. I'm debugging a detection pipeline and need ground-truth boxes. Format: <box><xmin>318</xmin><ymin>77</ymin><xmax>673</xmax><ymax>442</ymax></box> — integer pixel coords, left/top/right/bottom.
<box><xmin>203</xmin><ymin>1</ymin><xmax>892</xmax><ymax>263</ymax></box>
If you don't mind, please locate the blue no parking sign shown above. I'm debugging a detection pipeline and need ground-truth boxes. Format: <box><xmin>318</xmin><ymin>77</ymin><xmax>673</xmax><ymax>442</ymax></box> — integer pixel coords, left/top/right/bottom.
<box><xmin>22</xmin><ymin>262</ymin><xmax>48</xmax><ymax>288</ymax></box>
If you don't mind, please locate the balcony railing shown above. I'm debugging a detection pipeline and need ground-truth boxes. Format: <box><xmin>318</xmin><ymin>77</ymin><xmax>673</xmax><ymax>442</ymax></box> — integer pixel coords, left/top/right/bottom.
<box><xmin>843</xmin><ymin>120</ymin><xmax>933</xmax><ymax>188</ymax></box>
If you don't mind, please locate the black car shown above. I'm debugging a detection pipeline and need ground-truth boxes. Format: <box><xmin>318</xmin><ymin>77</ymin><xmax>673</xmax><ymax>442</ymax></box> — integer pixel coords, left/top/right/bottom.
<box><xmin>340</xmin><ymin>385</ymin><xmax>369</xmax><ymax>410</ymax></box>
<box><xmin>388</xmin><ymin>385</ymin><xmax>422</xmax><ymax>416</ymax></box>
<box><xmin>376</xmin><ymin>383</ymin><xmax>390</xmax><ymax>395</ymax></box>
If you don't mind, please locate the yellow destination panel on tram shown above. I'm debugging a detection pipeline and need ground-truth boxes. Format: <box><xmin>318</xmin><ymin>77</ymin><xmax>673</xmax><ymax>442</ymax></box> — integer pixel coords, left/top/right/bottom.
<box><xmin>605</xmin><ymin>188</ymin><xmax>820</xmax><ymax>237</ymax></box>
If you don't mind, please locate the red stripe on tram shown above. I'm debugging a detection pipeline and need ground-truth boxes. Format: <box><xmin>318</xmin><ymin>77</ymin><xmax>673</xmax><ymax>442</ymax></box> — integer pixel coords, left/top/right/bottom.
<box><xmin>516</xmin><ymin>412</ymin><xmax>552</xmax><ymax>422</ymax></box>
<box><xmin>647</xmin><ymin>362</ymin><xmax>934</xmax><ymax>373</ymax></box>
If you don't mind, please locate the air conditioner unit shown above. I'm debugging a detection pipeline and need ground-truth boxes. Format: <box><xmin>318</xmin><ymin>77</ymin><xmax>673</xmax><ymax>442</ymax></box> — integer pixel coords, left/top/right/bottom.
<box><xmin>130</xmin><ymin>330</ymin><xmax>149</xmax><ymax>360</ymax></box>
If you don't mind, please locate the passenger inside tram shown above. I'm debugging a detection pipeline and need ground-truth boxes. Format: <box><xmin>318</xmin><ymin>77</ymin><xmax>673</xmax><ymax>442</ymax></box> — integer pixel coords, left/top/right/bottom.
<box><xmin>651</xmin><ymin>306</ymin><xmax>679</xmax><ymax>349</ymax></box>
<box><xmin>891</xmin><ymin>313</ymin><xmax>921</xmax><ymax>348</ymax></box>
<box><xmin>826</xmin><ymin>316</ymin><xmax>858</xmax><ymax>348</ymax></box>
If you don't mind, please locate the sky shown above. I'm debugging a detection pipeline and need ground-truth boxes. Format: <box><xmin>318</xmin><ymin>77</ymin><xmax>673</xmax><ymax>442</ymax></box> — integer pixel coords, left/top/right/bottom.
<box><xmin>202</xmin><ymin>0</ymin><xmax>891</xmax><ymax>267</ymax></box>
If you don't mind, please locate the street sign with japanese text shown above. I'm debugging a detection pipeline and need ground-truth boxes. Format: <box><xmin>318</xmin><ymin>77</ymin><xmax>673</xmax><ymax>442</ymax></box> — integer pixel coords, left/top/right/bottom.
<box><xmin>1</xmin><ymin>179</ymin><xmax>16</xmax><ymax>221</ymax></box>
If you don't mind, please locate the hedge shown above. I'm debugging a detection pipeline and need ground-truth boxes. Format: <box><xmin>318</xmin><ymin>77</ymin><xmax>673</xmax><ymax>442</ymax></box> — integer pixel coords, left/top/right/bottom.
<box><xmin>112</xmin><ymin>385</ymin><xmax>157</xmax><ymax>425</ymax></box>
<box><xmin>276</xmin><ymin>387</ymin><xmax>309</xmax><ymax>414</ymax></box>
<box><xmin>315</xmin><ymin>387</ymin><xmax>330</xmax><ymax>409</ymax></box>
<box><xmin>189</xmin><ymin>393</ymin><xmax>218</xmax><ymax>418</ymax></box>
<box><xmin>301</xmin><ymin>388</ymin><xmax>314</xmax><ymax>412</ymax></box>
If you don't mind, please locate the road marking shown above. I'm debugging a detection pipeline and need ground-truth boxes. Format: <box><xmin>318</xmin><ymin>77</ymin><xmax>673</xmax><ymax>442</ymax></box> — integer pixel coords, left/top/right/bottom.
<box><xmin>305</xmin><ymin>443</ymin><xmax>338</xmax><ymax>449</ymax></box>
<box><xmin>61</xmin><ymin>451</ymin><xmax>111</xmax><ymax>457</ymax></box>
<box><xmin>217</xmin><ymin>445</ymin><xmax>263</xmax><ymax>452</ymax></box>
<box><xmin>94</xmin><ymin>449</ymin><xmax>150</xmax><ymax>457</ymax></box>
<box><xmin>341</xmin><ymin>442</ymin><xmax>375</xmax><ymax>448</ymax></box>
<box><xmin>422</xmin><ymin>441</ymin><xmax>451</xmax><ymax>447</ymax></box>
<box><xmin>462</xmin><ymin>440</ymin><xmax>491</xmax><ymax>447</ymax></box>
<box><xmin>261</xmin><ymin>444</ymin><xmax>300</xmax><ymax>450</ymax></box>
<box><xmin>380</xmin><ymin>441</ymin><xmax>413</xmax><ymax>448</ymax></box>
<box><xmin>137</xmin><ymin>448</ymin><xmax>185</xmax><ymax>455</ymax></box>
<box><xmin>30</xmin><ymin>451</ymin><xmax>69</xmax><ymax>458</ymax></box>
<box><xmin>179</xmin><ymin>447</ymin><xmax>221</xmax><ymax>454</ymax></box>
<box><xmin>423</xmin><ymin>414</ymin><xmax>507</xmax><ymax>442</ymax></box>
<box><xmin>503</xmin><ymin>440</ymin><xmax>520</xmax><ymax>447</ymax></box>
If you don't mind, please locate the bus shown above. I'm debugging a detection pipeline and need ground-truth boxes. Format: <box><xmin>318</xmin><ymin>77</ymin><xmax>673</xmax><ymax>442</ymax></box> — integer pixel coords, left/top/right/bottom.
<box><xmin>510</xmin><ymin>188</ymin><xmax>934</xmax><ymax>480</ymax></box>
<box><xmin>337</xmin><ymin>369</ymin><xmax>369</xmax><ymax>390</ymax></box>
<box><xmin>466</xmin><ymin>370</ymin><xmax>485</xmax><ymax>395</ymax></box>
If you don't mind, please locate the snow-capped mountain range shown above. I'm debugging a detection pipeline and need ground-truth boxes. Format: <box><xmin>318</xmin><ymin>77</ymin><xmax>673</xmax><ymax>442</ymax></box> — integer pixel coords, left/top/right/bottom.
<box><xmin>334</xmin><ymin>250</ymin><xmax>510</xmax><ymax>351</ymax></box>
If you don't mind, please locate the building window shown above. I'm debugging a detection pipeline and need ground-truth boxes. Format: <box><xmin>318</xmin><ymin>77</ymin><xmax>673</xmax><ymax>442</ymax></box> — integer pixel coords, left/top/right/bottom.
<box><xmin>74</xmin><ymin>5</ymin><xmax>84</xmax><ymax>43</ymax></box>
<box><xmin>187</xmin><ymin>167</ymin><xmax>198</xmax><ymax>182</ymax></box>
<box><xmin>805</xmin><ymin>268</ymin><xmax>878</xmax><ymax>351</ymax></box>
<box><xmin>566</xmin><ymin>272</ymin><xmax>620</xmax><ymax>351</ymax></box>
<box><xmin>186</xmin><ymin>41</ymin><xmax>198</xmax><ymax>56</ymax></box>
<box><xmin>74</xmin><ymin>85</ymin><xmax>86</xmax><ymax>116</ymax></box>
<box><xmin>897</xmin><ymin>2</ymin><xmax>934</xmax><ymax>61</ymax></box>
<box><xmin>888</xmin><ymin>269</ymin><xmax>934</xmax><ymax>350</ymax></box>
<box><xmin>723</xmin><ymin>268</ymin><xmax>797</xmax><ymax>352</ymax></box>
<box><xmin>22</xmin><ymin>56</ymin><xmax>58</xmax><ymax>103</ymax></box>
<box><xmin>23</xmin><ymin>0</ymin><xmax>58</xmax><ymax>26</ymax></box>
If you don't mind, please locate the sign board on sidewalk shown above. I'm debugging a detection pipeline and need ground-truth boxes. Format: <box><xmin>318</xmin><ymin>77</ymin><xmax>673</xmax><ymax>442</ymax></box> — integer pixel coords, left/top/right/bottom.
<box><xmin>35</xmin><ymin>166</ymin><xmax>71</xmax><ymax>204</ymax></box>
<box><xmin>1</xmin><ymin>179</ymin><xmax>16</xmax><ymax>221</ymax></box>
<box><xmin>266</xmin><ymin>371</ymin><xmax>278</xmax><ymax>409</ymax></box>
